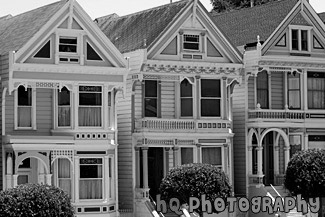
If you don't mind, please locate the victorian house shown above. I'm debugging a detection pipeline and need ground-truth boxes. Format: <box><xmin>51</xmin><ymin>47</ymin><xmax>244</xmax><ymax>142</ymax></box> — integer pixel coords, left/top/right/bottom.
<box><xmin>213</xmin><ymin>0</ymin><xmax>325</xmax><ymax>209</ymax></box>
<box><xmin>96</xmin><ymin>0</ymin><xmax>243</xmax><ymax>216</ymax></box>
<box><xmin>0</xmin><ymin>1</ymin><xmax>128</xmax><ymax>216</ymax></box>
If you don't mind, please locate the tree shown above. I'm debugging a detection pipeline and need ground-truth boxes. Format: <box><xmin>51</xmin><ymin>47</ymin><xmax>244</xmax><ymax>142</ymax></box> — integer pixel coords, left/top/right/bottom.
<box><xmin>284</xmin><ymin>149</ymin><xmax>325</xmax><ymax>199</ymax></box>
<box><xmin>159</xmin><ymin>163</ymin><xmax>232</xmax><ymax>215</ymax></box>
<box><xmin>0</xmin><ymin>184</ymin><xmax>74</xmax><ymax>217</ymax></box>
<box><xmin>211</xmin><ymin>0</ymin><xmax>279</xmax><ymax>13</ymax></box>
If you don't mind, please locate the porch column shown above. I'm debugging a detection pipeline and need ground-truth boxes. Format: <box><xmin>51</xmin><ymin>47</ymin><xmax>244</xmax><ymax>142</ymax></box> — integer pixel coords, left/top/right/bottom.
<box><xmin>274</xmin><ymin>146</ymin><xmax>280</xmax><ymax>175</ymax></box>
<box><xmin>13</xmin><ymin>174</ymin><xmax>18</xmax><ymax>187</ymax></box>
<box><xmin>38</xmin><ymin>161</ymin><xmax>45</xmax><ymax>184</ymax></box>
<box><xmin>284</xmin><ymin>146</ymin><xmax>290</xmax><ymax>170</ymax></box>
<box><xmin>173</xmin><ymin>146</ymin><xmax>179</xmax><ymax>167</ymax></box>
<box><xmin>46</xmin><ymin>174</ymin><xmax>52</xmax><ymax>185</ymax></box>
<box><xmin>135</xmin><ymin>147</ymin><xmax>140</xmax><ymax>188</ymax></box>
<box><xmin>165</xmin><ymin>147</ymin><xmax>170</xmax><ymax>174</ymax></box>
<box><xmin>304</xmin><ymin>134</ymin><xmax>309</xmax><ymax>150</ymax></box>
<box><xmin>6</xmin><ymin>153</ymin><xmax>13</xmax><ymax>189</ymax></box>
<box><xmin>222</xmin><ymin>77</ymin><xmax>228</xmax><ymax>120</ymax></box>
<box><xmin>247</xmin><ymin>146</ymin><xmax>253</xmax><ymax>175</ymax></box>
<box><xmin>256</xmin><ymin>146</ymin><xmax>263</xmax><ymax>175</ymax></box>
<box><xmin>142</xmin><ymin>147</ymin><xmax>149</xmax><ymax>189</ymax></box>
<box><xmin>223</xmin><ymin>144</ymin><xmax>228</xmax><ymax>174</ymax></box>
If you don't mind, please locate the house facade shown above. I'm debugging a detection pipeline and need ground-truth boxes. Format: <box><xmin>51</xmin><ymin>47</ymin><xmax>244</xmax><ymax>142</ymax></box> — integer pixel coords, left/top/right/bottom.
<box><xmin>0</xmin><ymin>1</ymin><xmax>128</xmax><ymax>216</ymax></box>
<box><xmin>96</xmin><ymin>0</ymin><xmax>243</xmax><ymax>216</ymax></box>
<box><xmin>214</xmin><ymin>0</ymin><xmax>325</xmax><ymax>207</ymax></box>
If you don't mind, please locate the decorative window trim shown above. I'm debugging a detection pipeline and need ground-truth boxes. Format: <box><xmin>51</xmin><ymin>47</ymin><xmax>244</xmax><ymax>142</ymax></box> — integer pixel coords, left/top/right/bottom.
<box><xmin>289</xmin><ymin>25</ymin><xmax>312</xmax><ymax>53</ymax></box>
<box><xmin>179</xmin><ymin>30</ymin><xmax>206</xmax><ymax>56</ymax></box>
<box><xmin>14</xmin><ymin>86</ymin><xmax>37</xmax><ymax>130</ymax></box>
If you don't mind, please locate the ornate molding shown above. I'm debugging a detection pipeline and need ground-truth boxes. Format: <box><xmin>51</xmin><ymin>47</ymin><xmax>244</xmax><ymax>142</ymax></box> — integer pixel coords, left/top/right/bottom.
<box><xmin>259</xmin><ymin>60</ymin><xmax>325</xmax><ymax>69</ymax></box>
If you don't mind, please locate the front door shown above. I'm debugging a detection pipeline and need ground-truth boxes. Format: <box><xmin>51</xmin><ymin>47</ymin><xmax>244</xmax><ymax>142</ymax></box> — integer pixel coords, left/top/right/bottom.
<box><xmin>148</xmin><ymin>147</ymin><xmax>164</xmax><ymax>200</ymax></box>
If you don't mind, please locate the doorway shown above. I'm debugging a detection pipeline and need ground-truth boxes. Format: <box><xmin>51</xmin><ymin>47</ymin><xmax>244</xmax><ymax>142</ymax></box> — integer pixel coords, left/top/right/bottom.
<box><xmin>147</xmin><ymin>147</ymin><xmax>164</xmax><ymax>200</ymax></box>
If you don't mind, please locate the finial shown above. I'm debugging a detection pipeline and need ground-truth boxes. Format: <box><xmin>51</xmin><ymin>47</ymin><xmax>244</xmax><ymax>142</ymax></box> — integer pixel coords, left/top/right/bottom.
<box><xmin>257</xmin><ymin>35</ymin><xmax>260</xmax><ymax>44</ymax></box>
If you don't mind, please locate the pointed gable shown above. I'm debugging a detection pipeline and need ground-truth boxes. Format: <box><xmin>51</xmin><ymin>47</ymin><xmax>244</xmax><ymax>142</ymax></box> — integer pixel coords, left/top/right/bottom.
<box><xmin>0</xmin><ymin>1</ymin><xmax>66</xmax><ymax>55</ymax></box>
<box><xmin>96</xmin><ymin>0</ymin><xmax>190</xmax><ymax>53</ymax></box>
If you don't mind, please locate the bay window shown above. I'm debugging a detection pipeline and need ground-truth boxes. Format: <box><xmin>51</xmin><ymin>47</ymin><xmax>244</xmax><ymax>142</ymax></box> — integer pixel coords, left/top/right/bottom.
<box><xmin>53</xmin><ymin>158</ymin><xmax>72</xmax><ymax>197</ymax></box>
<box><xmin>17</xmin><ymin>86</ymin><xmax>33</xmax><ymax>128</ymax></box>
<box><xmin>79</xmin><ymin>86</ymin><xmax>102</xmax><ymax>127</ymax></box>
<box><xmin>287</xmin><ymin>72</ymin><xmax>300</xmax><ymax>109</ymax></box>
<box><xmin>79</xmin><ymin>158</ymin><xmax>103</xmax><ymax>200</ymax></box>
<box><xmin>180</xmin><ymin>79</ymin><xmax>193</xmax><ymax>117</ymax></box>
<box><xmin>308</xmin><ymin>72</ymin><xmax>325</xmax><ymax>109</ymax></box>
<box><xmin>200</xmin><ymin>79</ymin><xmax>221</xmax><ymax>117</ymax></box>
<box><xmin>58</xmin><ymin>87</ymin><xmax>71</xmax><ymax>127</ymax></box>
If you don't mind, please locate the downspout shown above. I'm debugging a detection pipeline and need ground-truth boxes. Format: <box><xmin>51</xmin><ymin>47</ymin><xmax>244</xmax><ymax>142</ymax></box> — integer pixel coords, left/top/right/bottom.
<box><xmin>2</xmin><ymin>87</ymin><xmax>7</xmax><ymax>189</ymax></box>
<box><xmin>114</xmin><ymin>88</ymin><xmax>119</xmax><ymax>216</ymax></box>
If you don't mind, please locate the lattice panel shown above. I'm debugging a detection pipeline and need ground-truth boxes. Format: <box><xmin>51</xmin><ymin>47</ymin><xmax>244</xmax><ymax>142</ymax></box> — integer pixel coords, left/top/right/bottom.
<box><xmin>51</xmin><ymin>150</ymin><xmax>74</xmax><ymax>163</ymax></box>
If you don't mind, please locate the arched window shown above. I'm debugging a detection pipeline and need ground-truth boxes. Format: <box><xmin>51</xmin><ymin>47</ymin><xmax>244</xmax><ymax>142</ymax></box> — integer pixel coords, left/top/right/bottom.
<box><xmin>180</xmin><ymin>79</ymin><xmax>193</xmax><ymax>117</ymax></box>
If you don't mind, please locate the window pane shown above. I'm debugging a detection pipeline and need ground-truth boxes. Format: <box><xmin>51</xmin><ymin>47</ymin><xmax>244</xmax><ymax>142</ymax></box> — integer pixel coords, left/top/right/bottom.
<box><xmin>288</xmin><ymin>91</ymin><xmax>300</xmax><ymax>109</ymax></box>
<box><xmin>80</xmin><ymin>165</ymin><xmax>103</xmax><ymax>178</ymax></box>
<box><xmin>145</xmin><ymin>98</ymin><xmax>157</xmax><ymax>117</ymax></box>
<box><xmin>58</xmin><ymin>87</ymin><xmax>70</xmax><ymax>106</ymax></box>
<box><xmin>201</xmin><ymin>99</ymin><xmax>220</xmax><ymax>117</ymax></box>
<box><xmin>308</xmin><ymin>72</ymin><xmax>325</xmax><ymax>109</ymax></box>
<box><xmin>18</xmin><ymin>86</ymin><xmax>32</xmax><ymax>106</ymax></box>
<box><xmin>58</xmin><ymin>158</ymin><xmax>71</xmax><ymax>197</ymax></box>
<box><xmin>58</xmin><ymin>107</ymin><xmax>70</xmax><ymax>127</ymax></box>
<box><xmin>301</xmin><ymin>30</ymin><xmax>308</xmax><ymax>51</ymax></box>
<box><xmin>184</xmin><ymin>34</ymin><xmax>199</xmax><ymax>50</ymax></box>
<box><xmin>145</xmin><ymin>80</ymin><xmax>157</xmax><ymax>97</ymax></box>
<box><xmin>256</xmin><ymin>71</ymin><xmax>268</xmax><ymax>109</ymax></box>
<box><xmin>181</xmin><ymin>148</ymin><xmax>193</xmax><ymax>165</ymax></box>
<box><xmin>201</xmin><ymin>79</ymin><xmax>221</xmax><ymax>97</ymax></box>
<box><xmin>59</xmin><ymin>38</ymin><xmax>77</xmax><ymax>53</ymax></box>
<box><xmin>181</xmin><ymin>98</ymin><xmax>193</xmax><ymax>117</ymax></box>
<box><xmin>181</xmin><ymin>79</ymin><xmax>192</xmax><ymax>97</ymax></box>
<box><xmin>79</xmin><ymin>93</ymin><xmax>102</xmax><ymax>106</ymax></box>
<box><xmin>18</xmin><ymin>107</ymin><xmax>31</xmax><ymax>127</ymax></box>
<box><xmin>292</xmin><ymin>29</ymin><xmax>299</xmax><ymax>50</ymax></box>
<box><xmin>79</xmin><ymin>107</ymin><xmax>101</xmax><ymax>126</ymax></box>
<box><xmin>202</xmin><ymin>147</ymin><xmax>222</xmax><ymax>166</ymax></box>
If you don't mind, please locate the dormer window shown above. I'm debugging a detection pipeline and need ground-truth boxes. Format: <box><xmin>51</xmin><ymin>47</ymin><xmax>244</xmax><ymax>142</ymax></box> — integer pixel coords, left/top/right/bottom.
<box><xmin>59</xmin><ymin>37</ymin><xmax>77</xmax><ymax>53</ymax></box>
<box><xmin>183</xmin><ymin>34</ymin><xmax>200</xmax><ymax>51</ymax></box>
<box><xmin>289</xmin><ymin>26</ymin><xmax>311</xmax><ymax>53</ymax></box>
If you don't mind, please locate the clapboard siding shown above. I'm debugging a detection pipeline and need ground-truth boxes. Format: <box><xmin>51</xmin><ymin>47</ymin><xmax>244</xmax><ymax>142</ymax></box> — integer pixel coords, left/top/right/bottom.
<box><xmin>161</xmin><ymin>81</ymin><xmax>175</xmax><ymax>119</ymax></box>
<box><xmin>117</xmin><ymin>50</ymin><xmax>145</xmax><ymax>210</ymax></box>
<box><xmin>0</xmin><ymin>54</ymin><xmax>9</xmax><ymax>81</ymax></box>
<box><xmin>248</xmin><ymin>76</ymin><xmax>255</xmax><ymax>110</ymax></box>
<box><xmin>134</xmin><ymin>82</ymin><xmax>142</xmax><ymax>119</ymax></box>
<box><xmin>271</xmin><ymin>72</ymin><xmax>284</xmax><ymax>109</ymax></box>
<box><xmin>232</xmin><ymin>79</ymin><xmax>247</xmax><ymax>196</ymax></box>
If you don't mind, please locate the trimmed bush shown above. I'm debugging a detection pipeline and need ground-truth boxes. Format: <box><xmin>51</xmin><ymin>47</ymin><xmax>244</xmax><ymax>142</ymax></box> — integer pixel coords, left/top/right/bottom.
<box><xmin>159</xmin><ymin>163</ymin><xmax>232</xmax><ymax>214</ymax></box>
<box><xmin>285</xmin><ymin>149</ymin><xmax>325</xmax><ymax>199</ymax></box>
<box><xmin>0</xmin><ymin>183</ymin><xmax>74</xmax><ymax>217</ymax></box>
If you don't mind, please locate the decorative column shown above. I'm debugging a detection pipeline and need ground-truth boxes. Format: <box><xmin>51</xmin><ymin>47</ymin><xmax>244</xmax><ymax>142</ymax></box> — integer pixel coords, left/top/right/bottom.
<box><xmin>142</xmin><ymin>147</ymin><xmax>149</xmax><ymax>189</ymax></box>
<box><xmin>12</xmin><ymin>174</ymin><xmax>18</xmax><ymax>187</ymax></box>
<box><xmin>135</xmin><ymin>147</ymin><xmax>140</xmax><ymax>188</ymax></box>
<box><xmin>46</xmin><ymin>174</ymin><xmax>52</xmax><ymax>185</ymax></box>
<box><xmin>196</xmin><ymin>75</ymin><xmax>201</xmax><ymax>119</ymax></box>
<box><xmin>247</xmin><ymin>146</ymin><xmax>253</xmax><ymax>175</ymax></box>
<box><xmin>165</xmin><ymin>147</ymin><xmax>170</xmax><ymax>174</ymax></box>
<box><xmin>74</xmin><ymin>156</ymin><xmax>80</xmax><ymax>203</ymax></box>
<box><xmin>173</xmin><ymin>146</ymin><xmax>179</xmax><ymax>167</ymax></box>
<box><xmin>284</xmin><ymin>146</ymin><xmax>290</xmax><ymax>170</ymax></box>
<box><xmin>256</xmin><ymin>146</ymin><xmax>263</xmax><ymax>175</ymax></box>
<box><xmin>196</xmin><ymin>143</ymin><xmax>201</xmax><ymax>163</ymax></box>
<box><xmin>222</xmin><ymin>77</ymin><xmax>228</xmax><ymax>120</ymax></box>
<box><xmin>223</xmin><ymin>144</ymin><xmax>228</xmax><ymax>174</ymax></box>
<box><xmin>274</xmin><ymin>146</ymin><xmax>280</xmax><ymax>175</ymax></box>
<box><xmin>38</xmin><ymin>161</ymin><xmax>45</xmax><ymax>184</ymax></box>
<box><xmin>104</xmin><ymin>156</ymin><xmax>109</xmax><ymax>200</ymax></box>
<box><xmin>6</xmin><ymin>153</ymin><xmax>13</xmax><ymax>189</ymax></box>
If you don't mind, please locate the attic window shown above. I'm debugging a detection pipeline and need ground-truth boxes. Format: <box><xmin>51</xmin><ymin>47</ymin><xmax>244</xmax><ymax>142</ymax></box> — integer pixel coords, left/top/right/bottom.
<box><xmin>87</xmin><ymin>43</ymin><xmax>103</xmax><ymax>61</ymax></box>
<box><xmin>290</xmin><ymin>28</ymin><xmax>310</xmax><ymax>52</ymax></box>
<box><xmin>59</xmin><ymin>37</ymin><xmax>77</xmax><ymax>53</ymax></box>
<box><xmin>183</xmin><ymin>34</ymin><xmax>200</xmax><ymax>51</ymax></box>
<box><xmin>34</xmin><ymin>40</ymin><xmax>51</xmax><ymax>58</ymax></box>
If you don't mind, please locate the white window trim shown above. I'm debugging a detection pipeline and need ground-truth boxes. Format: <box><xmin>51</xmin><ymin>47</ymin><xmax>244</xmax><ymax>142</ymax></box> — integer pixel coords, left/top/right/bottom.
<box><xmin>54</xmin><ymin>88</ymin><xmax>72</xmax><ymax>129</ymax></box>
<box><xmin>179</xmin><ymin>78</ymin><xmax>196</xmax><ymax>118</ymax></box>
<box><xmin>289</xmin><ymin>25</ymin><xmax>313</xmax><ymax>53</ymax></box>
<box><xmin>78</xmin><ymin>157</ymin><xmax>104</xmax><ymax>201</ymax></box>
<box><xmin>14</xmin><ymin>86</ymin><xmax>36</xmax><ymax>130</ymax></box>
<box><xmin>77</xmin><ymin>85</ymin><xmax>104</xmax><ymax>129</ymax></box>
<box><xmin>180</xmin><ymin>29</ymin><xmax>206</xmax><ymax>54</ymax></box>
<box><xmin>285</xmin><ymin>71</ymin><xmax>302</xmax><ymax>110</ymax></box>
<box><xmin>199</xmin><ymin>78</ymin><xmax>223</xmax><ymax>119</ymax></box>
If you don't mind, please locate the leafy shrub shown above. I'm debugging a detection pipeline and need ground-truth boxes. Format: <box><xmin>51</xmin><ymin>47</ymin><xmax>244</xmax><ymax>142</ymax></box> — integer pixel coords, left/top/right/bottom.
<box><xmin>0</xmin><ymin>183</ymin><xmax>74</xmax><ymax>217</ymax></box>
<box><xmin>159</xmin><ymin>163</ymin><xmax>232</xmax><ymax>213</ymax></box>
<box><xmin>285</xmin><ymin>149</ymin><xmax>325</xmax><ymax>199</ymax></box>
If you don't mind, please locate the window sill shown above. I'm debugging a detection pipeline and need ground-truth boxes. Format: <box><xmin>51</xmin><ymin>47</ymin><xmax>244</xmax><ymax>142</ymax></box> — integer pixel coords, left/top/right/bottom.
<box><xmin>290</xmin><ymin>52</ymin><xmax>311</xmax><ymax>57</ymax></box>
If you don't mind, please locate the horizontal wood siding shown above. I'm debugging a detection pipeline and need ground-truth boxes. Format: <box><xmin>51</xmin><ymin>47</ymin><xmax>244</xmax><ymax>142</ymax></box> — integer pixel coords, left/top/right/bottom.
<box><xmin>0</xmin><ymin>54</ymin><xmax>9</xmax><ymax>81</ymax></box>
<box><xmin>161</xmin><ymin>81</ymin><xmax>175</xmax><ymax>119</ymax></box>
<box><xmin>232</xmin><ymin>81</ymin><xmax>247</xmax><ymax>196</ymax></box>
<box><xmin>134</xmin><ymin>82</ymin><xmax>142</xmax><ymax>120</ymax></box>
<box><xmin>248</xmin><ymin>76</ymin><xmax>255</xmax><ymax>109</ymax></box>
<box><xmin>117</xmin><ymin>50</ymin><xmax>145</xmax><ymax>210</ymax></box>
<box><xmin>271</xmin><ymin>72</ymin><xmax>284</xmax><ymax>109</ymax></box>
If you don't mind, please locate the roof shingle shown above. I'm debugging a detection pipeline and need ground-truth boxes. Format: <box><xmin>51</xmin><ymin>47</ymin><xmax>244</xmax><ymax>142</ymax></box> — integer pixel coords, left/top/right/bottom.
<box><xmin>211</xmin><ymin>0</ymin><xmax>298</xmax><ymax>47</ymax></box>
<box><xmin>96</xmin><ymin>0</ymin><xmax>190</xmax><ymax>53</ymax></box>
<box><xmin>0</xmin><ymin>0</ymin><xmax>66</xmax><ymax>55</ymax></box>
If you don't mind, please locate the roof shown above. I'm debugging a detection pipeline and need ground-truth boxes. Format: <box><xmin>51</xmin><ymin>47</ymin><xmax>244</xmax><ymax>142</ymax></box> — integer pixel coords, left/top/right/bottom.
<box><xmin>211</xmin><ymin>0</ymin><xmax>298</xmax><ymax>47</ymax></box>
<box><xmin>95</xmin><ymin>0</ymin><xmax>191</xmax><ymax>53</ymax></box>
<box><xmin>0</xmin><ymin>0</ymin><xmax>66</xmax><ymax>55</ymax></box>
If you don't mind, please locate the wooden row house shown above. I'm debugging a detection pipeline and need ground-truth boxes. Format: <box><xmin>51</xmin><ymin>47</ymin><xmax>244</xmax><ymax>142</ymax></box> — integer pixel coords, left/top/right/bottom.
<box><xmin>96</xmin><ymin>0</ymin><xmax>243</xmax><ymax>216</ymax></box>
<box><xmin>213</xmin><ymin>0</ymin><xmax>325</xmax><ymax>211</ymax></box>
<box><xmin>0</xmin><ymin>0</ymin><xmax>128</xmax><ymax>216</ymax></box>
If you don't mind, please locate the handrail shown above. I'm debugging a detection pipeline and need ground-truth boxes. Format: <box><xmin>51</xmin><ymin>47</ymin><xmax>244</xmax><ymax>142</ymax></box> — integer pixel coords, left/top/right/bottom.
<box><xmin>270</xmin><ymin>184</ymin><xmax>283</xmax><ymax>200</ymax></box>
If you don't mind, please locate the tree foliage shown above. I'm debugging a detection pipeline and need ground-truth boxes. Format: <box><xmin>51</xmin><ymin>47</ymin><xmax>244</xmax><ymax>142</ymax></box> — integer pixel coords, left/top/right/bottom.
<box><xmin>159</xmin><ymin>163</ymin><xmax>232</xmax><ymax>214</ymax></box>
<box><xmin>284</xmin><ymin>149</ymin><xmax>325</xmax><ymax>199</ymax></box>
<box><xmin>211</xmin><ymin>0</ymin><xmax>279</xmax><ymax>13</ymax></box>
<box><xmin>0</xmin><ymin>184</ymin><xmax>74</xmax><ymax>217</ymax></box>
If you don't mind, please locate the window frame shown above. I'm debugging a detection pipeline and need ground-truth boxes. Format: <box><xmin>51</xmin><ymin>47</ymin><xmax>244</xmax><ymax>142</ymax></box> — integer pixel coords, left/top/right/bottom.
<box><xmin>256</xmin><ymin>71</ymin><xmax>269</xmax><ymax>109</ymax></box>
<box><xmin>178</xmin><ymin>146</ymin><xmax>197</xmax><ymax>165</ymax></box>
<box><xmin>307</xmin><ymin>71</ymin><xmax>325</xmax><ymax>110</ymax></box>
<box><xmin>199</xmin><ymin>78</ymin><xmax>222</xmax><ymax>118</ymax></box>
<box><xmin>142</xmin><ymin>80</ymin><xmax>161</xmax><ymax>118</ymax></box>
<box><xmin>200</xmin><ymin>146</ymin><xmax>224</xmax><ymax>170</ymax></box>
<box><xmin>289</xmin><ymin>25</ymin><xmax>312</xmax><ymax>53</ymax></box>
<box><xmin>287</xmin><ymin>72</ymin><xmax>301</xmax><ymax>109</ymax></box>
<box><xmin>55</xmin><ymin>87</ymin><xmax>72</xmax><ymax>128</ymax></box>
<box><xmin>14</xmin><ymin>86</ymin><xmax>36</xmax><ymax>130</ymax></box>
<box><xmin>180</xmin><ymin>79</ymin><xmax>194</xmax><ymax>118</ymax></box>
<box><xmin>78</xmin><ymin>85</ymin><xmax>103</xmax><ymax>128</ymax></box>
<box><xmin>52</xmin><ymin>158</ymin><xmax>73</xmax><ymax>200</ymax></box>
